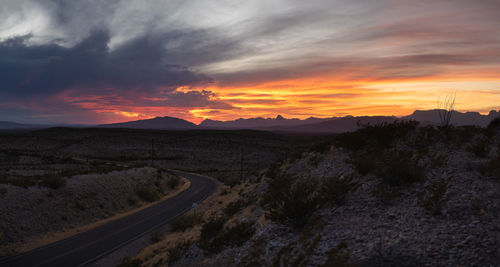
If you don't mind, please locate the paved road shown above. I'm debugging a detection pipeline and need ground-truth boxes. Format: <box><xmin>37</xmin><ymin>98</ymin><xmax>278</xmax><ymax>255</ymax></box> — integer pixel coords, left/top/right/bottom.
<box><xmin>0</xmin><ymin>171</ymin><xmax>218</xmax><ymax>267</ymax></box>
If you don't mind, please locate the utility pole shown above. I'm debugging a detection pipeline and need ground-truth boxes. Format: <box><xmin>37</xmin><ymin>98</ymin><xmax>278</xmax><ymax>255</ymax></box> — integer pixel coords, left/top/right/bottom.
<box><xmin>151</xmin><ymin>138</ymin><xmax>154</xmax><ymax>167</ymax></box>
<box><xmin>240</xmin><ymin>146</ymin><xmax>243</xmax><ymax>180</ymax></box>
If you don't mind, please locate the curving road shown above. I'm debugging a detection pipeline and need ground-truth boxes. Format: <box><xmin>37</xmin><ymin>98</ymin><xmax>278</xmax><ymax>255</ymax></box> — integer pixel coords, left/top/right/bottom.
<box><xmin>0</xmin><ymin>171</ymin><xmax>218</xmax><ymax>267</ymax></box>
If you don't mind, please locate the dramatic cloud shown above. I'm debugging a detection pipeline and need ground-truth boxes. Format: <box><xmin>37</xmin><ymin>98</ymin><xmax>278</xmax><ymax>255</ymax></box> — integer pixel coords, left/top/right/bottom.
<box><xmin>0</xmin><ymin>0</ymin><xmax>499</xmax><ymax>123</ymax></box>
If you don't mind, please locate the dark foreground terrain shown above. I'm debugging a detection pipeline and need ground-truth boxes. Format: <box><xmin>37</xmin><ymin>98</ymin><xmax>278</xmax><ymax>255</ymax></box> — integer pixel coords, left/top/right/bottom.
<box><xmin>123</xmin><ymin>119</ymin><xmax>500</xmax><ymax>266</ymax></box>
<box><xmin>2</xmin><ymin>122</ymin><xmax>500</xmax><ymax>266</ymax></box>
<box><xmin>0</xmin><ymin>128</ymin><xmax>319</xmax><ymax>259</ymax></box>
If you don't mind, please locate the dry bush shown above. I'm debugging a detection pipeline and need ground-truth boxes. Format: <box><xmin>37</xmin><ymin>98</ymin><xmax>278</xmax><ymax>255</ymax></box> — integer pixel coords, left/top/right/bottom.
<box><xmin>375</xmin><ymin>150</ymin><xmax>425</xmax><ymax>187</ymax></box>
<box><xmin>167</xmin><ymin>176</ymin><xmax>180</xmax><ymax>189</ymax></box>
<box><xmin>39</xmin><ymin>174</ymin><xmax>67</xmax><ymax>189</ymax></box>
<box><xmin>465</xmin><ymin>136</ymin><xmax>490</xmax><ymax>158</ymax></box>
<box><xmin>319</xmin><ymin>175</ymin><xmax>359</xmax><ymax>205</ymax></box>
<box><xmin>167</xmin><ymin>240</ymin><xmax>193</xmax><ymax>265</ymax></box>
<box><xmin>135</xmin><ymin>186</ymin><xmax>159</xmax><ymax>202</ymax></box>
<box><xmin>169</xmin><ymin>213</ymin><xmax>202</xmax><ymax>232</ymax></box>
<box><xmin>321</xmin><ymin>241</ymin><xmax>356</xmax><ymax>267</ymax></box>
<box><xmin>418</xmin><ymin>178</ymin><xmax>450</xmax><ymax>215</ymax></box>
<box><xmin>477</xmin><ymin>155</ymin><xmax>500</xmax><ymax>180</ymax></box>
<box><xmin>224</xmin><ymin>199</ymin><xmax>245</xmax><ymax>217</ymax></box>
<box><xmin>264</xmin><ymin>174</ymin><xmax>319</xmax><ymax>228</ymax></box>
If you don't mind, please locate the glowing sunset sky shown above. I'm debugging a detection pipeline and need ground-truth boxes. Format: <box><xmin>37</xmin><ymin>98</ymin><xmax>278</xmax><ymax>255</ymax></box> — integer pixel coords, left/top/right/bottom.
<box><xmin>1</xmin><ymin>0</ymin><xmax>499</xmax><ymax>124</ymax></box>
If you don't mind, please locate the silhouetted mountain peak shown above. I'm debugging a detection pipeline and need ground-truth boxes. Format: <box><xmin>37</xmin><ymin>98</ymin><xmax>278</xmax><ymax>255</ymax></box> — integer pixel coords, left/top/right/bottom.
<box><xmin>99</xmin><ymin>116</ymin><xmax>196</xmax><ymax>129</ymax></box>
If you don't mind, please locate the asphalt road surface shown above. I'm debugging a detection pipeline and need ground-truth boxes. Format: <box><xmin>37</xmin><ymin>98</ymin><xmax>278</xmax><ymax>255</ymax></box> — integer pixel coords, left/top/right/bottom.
<box><xmin>0</xmin><ymin>171</ymin><xmax>218</xmax><ymax>267</ymax></box>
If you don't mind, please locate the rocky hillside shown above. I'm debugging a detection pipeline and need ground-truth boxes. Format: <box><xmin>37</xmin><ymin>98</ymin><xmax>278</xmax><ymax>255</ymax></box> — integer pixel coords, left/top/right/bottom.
<box><xmin>0</xmin><ymin>167</ymin><xmax>184</xmax><ymax>256</ymax></box>
<box><xmin>127</xmin><ymin>119</ymin><xmax>500</xmax><ymax>266</ymax></box>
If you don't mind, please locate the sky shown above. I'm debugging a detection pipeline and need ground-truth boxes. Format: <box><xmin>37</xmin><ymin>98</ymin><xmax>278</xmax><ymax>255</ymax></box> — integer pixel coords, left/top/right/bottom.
<box><xmin>1</xmin><ymin>0</ymin><xmax>499</xmax><ymax>124</ymax></box>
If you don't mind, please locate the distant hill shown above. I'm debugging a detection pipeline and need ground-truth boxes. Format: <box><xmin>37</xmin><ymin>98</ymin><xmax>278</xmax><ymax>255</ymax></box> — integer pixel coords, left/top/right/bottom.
<box><xmin>200</xmin><ymin>115</ymin><xmax>332</xmax><ymax>129</ymax></box>
<box><xmin>99</xmin><ymin>116</ymin><xmax>197</xmax><ymax>129</ymax></box>
<box><xmin>0</xmin><ymin>121</ymin><xmax>39</xmax><ymax>129</ymax></box>
<box><xmin>404</xmin><ymin>109</ymin><xmax>499</xmax><ymax>127</ymax></box>
<box><xmin>270</xmin><ymin>116</ymin><xmax>397</xmax><ymax>133</ymax></box>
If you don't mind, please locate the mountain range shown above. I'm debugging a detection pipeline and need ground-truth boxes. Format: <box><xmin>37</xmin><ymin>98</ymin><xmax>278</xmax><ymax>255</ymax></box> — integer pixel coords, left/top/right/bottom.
<box><xmin>1</xmin><ymin>109</ymin><xmax>498</xmax><ymax>133</ymax></box>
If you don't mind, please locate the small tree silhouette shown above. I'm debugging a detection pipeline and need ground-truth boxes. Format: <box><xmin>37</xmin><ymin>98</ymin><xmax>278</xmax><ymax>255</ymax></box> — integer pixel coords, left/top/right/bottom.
<box><xmin>437</xmin><ymin>92</ymin><xmax>456</xmax><ymax>127</ymax></box>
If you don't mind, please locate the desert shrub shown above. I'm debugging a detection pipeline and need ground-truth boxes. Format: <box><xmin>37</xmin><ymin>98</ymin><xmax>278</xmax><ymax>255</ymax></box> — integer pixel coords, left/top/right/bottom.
<box><xmin>200</xmin><ymin>217</ymin><xmax>225</xmax><ymax>240</ymax></box>
<box><xmin>375</xmin><ymin>150</ymin><xmax>425</xmax><ymax>187</ymax></box>
<box><xmin>136</xmin><ymin>186</ymin><xmax>159</xmax><ymax>202</ymax></box>
<box><xmin>418</xmin><ymin>178</ymin><xmax>450</xmax><ymax>215</ymax></box>
<box><xmin>150</xmin><ymin>231</ymin><xmax>163</xmax><ymax>244</ymax></box>
<box><xmin>219</xmin><ymin>221</ymin><xmax>255</xmax><ymax>246</ymax></box>
<box><xmin>264</xmin><ymin>174</ymin><xmax>319</xmax><ymax>228</ymax></box>
<box><xmin>310</xmin><ymin>138</ymin><xmax>335</xmax><ymax>153</ymax></box>
<box><xmin>74</xmin><ymin>201</ymin><xmax>86</xmax><ymax>211</ymax></box>
<box><xmin>219</xmin><ymin>188</ymin><xmax>229</xmax><ymax>195</ymax></box>
<box><xmin>116</xmin><ymin>257</ymin><xmax>142</xmax><ymax>267</ymax></box>
<box><xmin>240</xmin><ymin>237</ymin><xmax>268</xmax><ymax>267</ymax></box>
<box><xmin>10</xmin><ymin>176</ymin><xmax>37</xmax><ymax>188</ymax></box>
<box><xmin>167</xmin><ymin>240</ymin><xmax>192</xmax><ymax>265</ymax></box>
<box><xmin>199</xmin><ymin>220</ymin><xmax>255</xmax><ymax>254</ymax></box>
<box><xmin>477</xmin><ymin>155</ymin><xmax>500</xmax><ymax>180</ymax></box>
<box><xmin>410</xmin><ymin>125</ymin><xmax>439</xmax><ymax>151</ymax></box>
<box><xmin>266</xmin><ymin>159</ymin><xmax>284</xmax><ymax>179</ymax></box>
<box><xmin>319</xmin><ymin>175</ymin><xmax>359</xmax><ymax>205</ymax></box>
<box><xmin>169</xmin><ymin>213</ymin><xmax>201</xmax><ymax>232</ymax></box>
<box><xmin>127</xmin><ymin>196</ymin><xmax>138</xmax><ymax>206</ymax></box>
<box><xmin>348</xmin><ymin>152</ymin><xmax>378</xmax><ymax>175</ymax></box>
<box><xmin>220</xmin><ymin>176</ymin><xmax>241</xmax><ymax>187</ymax></box>
<box><xmin>371</xmin><ymin>184</ymin><xmax>402</xmax><ymax>204</ymax></box>
<box><xmin>321</xmin><ymin>241</ymin><xmax>355</xmax><ymax>267</ymax></box>
<box><xmin>487</xmin><ymin>117</ymin><xmax>500</xmax><ymax>129</ymax></box>
<box><xmin>39</xmin><ymin>174</ymin><xmax>67</xmax><ymax>189</ymax></box>
<box><xmin>199</xmin><ymin>216</ymin><xmax>226</xmax><ymax>253</ymax></box>
<box><xmin>466</xmin><ymin>136</ymin><xmax>490</xmax><ymax>158</ymax></box>
<box><xmin>224</xmin><ymin>199</ymin><xmax>245</xmax><ymax>217</ymax></box>
<box><xmin>0</xmin><ymin>187</ymin><xmax>7</xmax><ymax>197</ymax></box>
<box><xmin>430</xmin><ymin>153</ymin><xmax>447</xmax><ymax>169</ymax></box>
<box><xmin>349</xmin><ymin>150</ymin><xmax>424</xmax><ymax>186</ymax></box>
<box><xmin>167</xmin><ymin>176</ymin><xmax>180</xmax><ymax>189</ymax></box>
<box><xmin>309</xmin><ymin>153</ymin><xmax>323</xmax><ymax>167</ymax></box>
<box><xmin>335</xmin><ymin>120</ymin><xmax>419</xmax><ymax>151</ymax></box>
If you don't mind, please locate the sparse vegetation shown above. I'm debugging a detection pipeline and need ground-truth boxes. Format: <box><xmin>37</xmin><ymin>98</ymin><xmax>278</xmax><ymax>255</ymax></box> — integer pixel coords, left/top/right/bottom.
<box><xmin>437</xmin><ymin>92</ymin><xmax>456</xmax><ymax>128</ymax></box>
<box><xmin>40</xmin><ymin>174</ymin><xmax>67</xmax><ymax>189</ymax></box>
<box><xmin>376</xmin><ymin>150</ymin><xmax>425</xmax><ymax>187</ymax></box>
<box><xmin>199</xmin><ymin>218</ymin><xmax>255</xmax><ymax>254</ymax></box>
<box><xmin>127</xmin><ymin>196</ymin><xmax>138</xmax><ymax>206</ymax></box>
<box><xmin>136</xmin><ymin>186</ymin><xmax>160</xmax><ymax>202</ymax></box>
<box><xmin>477</xmin><ymin>155</ymin><xmax>500</xmax><ymax>180</ymax></box>
<box><xmin>264</xmin><ymin>174</ymin><xmax>319</xmax><ymax>228</ymax></box>
<box><xmin>319</xmin><ymin>175</ymin><xmax>359</xmax><ymax>205</ymax></box>
<box><xmin>167</xmin><ymin>176</ymin><xmax>180</xmax><ymax>189</ymax></box>
<box><xmin>224</xmin><ymin>199</ymin><xmax>245</xmax><ymax>217</ymax></box>
<box><xmin>0</xmin><ymin>187</ymin><xmax>6</xmax><ymax>197</ymax></box>
<box><xmin>418</xmin><ymin>178</ymin><xmax>450</xmax><ymax>215</ymax></box>
<box><xmin>321</xmin><ymin>241</ymin><xmax>355</xmax><ymax>267</ymax></box>
<box><xmin>465</xmin><ymin>136</ymin><xmax>490</xmax><ymax>158</ymax></box>
<box><xmin>167</xmin><ymin>240</ymin><xmax>192</xmax><ymax>265</ymax></box>
<box><xmin>169</xmin><ymin>213</ymin><xmax>202</xmax><ymax>232</ymax></box>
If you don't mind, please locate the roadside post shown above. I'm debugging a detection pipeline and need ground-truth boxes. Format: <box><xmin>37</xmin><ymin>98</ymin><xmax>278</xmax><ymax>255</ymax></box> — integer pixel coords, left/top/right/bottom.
<box><xmin>192</xmin><ymin>202</ymin><xmax>198</xmax><ymax>217</ymax></box>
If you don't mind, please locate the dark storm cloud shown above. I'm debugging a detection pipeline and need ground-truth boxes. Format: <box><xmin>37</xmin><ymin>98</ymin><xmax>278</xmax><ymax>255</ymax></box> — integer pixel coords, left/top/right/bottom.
<box><xmin>0</xmin><ymin>30</ymin><xmax>211</xmax><ymax>99</ymax></box>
